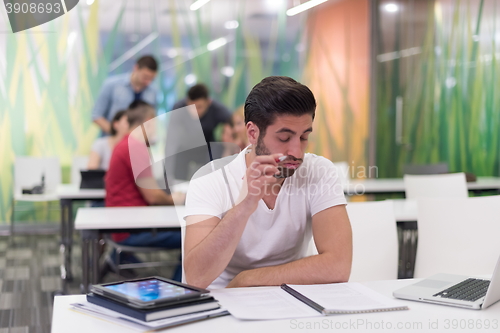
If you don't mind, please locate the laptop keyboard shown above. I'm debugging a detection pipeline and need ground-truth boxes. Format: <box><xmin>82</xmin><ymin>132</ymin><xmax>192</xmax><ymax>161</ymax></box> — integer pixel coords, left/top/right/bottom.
<box><xmin>433</xmin><ymin>278</ymin><xmax>490</xmax><ymax>302</ymax></box>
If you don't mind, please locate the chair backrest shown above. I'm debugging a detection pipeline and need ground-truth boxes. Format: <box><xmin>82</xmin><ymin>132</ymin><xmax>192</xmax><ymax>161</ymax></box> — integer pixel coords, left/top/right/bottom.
<box><xmin>347</xmin><ymin>201</ymin><xmax>398</xmax><ymax>281</ymax></box>
<box><xmin>414</xmin><ymin>196</ymin><xmax>500</xmax><ymax>278</ymax></box>
<box><xmin>181</xmin><ymin>219</ymin><xmax>187</xmax><ymax>284</ymax></box>
<box><xmin>71</xmin><ymin>156</ymin><xmax>90</xmax><ymax>185</ymax></box>
<box><xmin>307</xmin><ymin>201</ymin><xmax>398</xmax><ymax>281</ymax></box>
<box><xmin>403</xmin><ymin>163</ymin><xmax>449</xmax><ymax>175</ymax></box>
<box><xmin>333</xmin><ymin>161</ymin><xmax>350</xmax><ymax>185</ymax></box>
<box><xmin>13</xmin><ymin>157</ymin><xmax>61</xmax><ymax>195</ymax></box>
<box><xmin>403</xmin><ymin>172</ymin><xmax>468</xmax><ymax>200</ymax></box>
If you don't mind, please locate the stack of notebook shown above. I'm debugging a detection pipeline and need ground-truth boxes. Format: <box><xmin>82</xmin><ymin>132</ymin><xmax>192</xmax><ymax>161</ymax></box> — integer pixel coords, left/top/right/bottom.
<box><xmin>70</xmin><ymin>277</ymin><xmax>228</xmax><ymax>330</ymax></box>
<box><xmin>86</xmin><ymin>293</ymin><xmax>222</xmax><ymax>322</ymax></box>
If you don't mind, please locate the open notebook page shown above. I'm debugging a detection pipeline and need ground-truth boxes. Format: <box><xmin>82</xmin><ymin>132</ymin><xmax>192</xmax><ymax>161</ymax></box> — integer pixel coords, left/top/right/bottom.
<box><xmin>211</xmin><ymin>287</ymin><xmax>321</xmax><ymax>320</ymax></box>
<box><xmin>288</xmin><ymin>283</ymin><xmax>408</xmax><ymax>314</ymax></box>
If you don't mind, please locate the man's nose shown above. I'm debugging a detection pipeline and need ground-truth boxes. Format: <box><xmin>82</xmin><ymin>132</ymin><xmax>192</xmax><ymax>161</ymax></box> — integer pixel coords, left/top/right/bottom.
<box><xmin>286</xmin><ymin>138</ymin><xmax>303</xmax><ymax>158</ymax></box>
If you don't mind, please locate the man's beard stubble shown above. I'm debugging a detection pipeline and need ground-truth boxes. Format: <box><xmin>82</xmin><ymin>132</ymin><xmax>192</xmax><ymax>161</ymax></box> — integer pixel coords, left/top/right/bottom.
<box><xmin>254</xmin><ymin>135</ymin><xmax>300</xmax><ymax>179</ymax></box>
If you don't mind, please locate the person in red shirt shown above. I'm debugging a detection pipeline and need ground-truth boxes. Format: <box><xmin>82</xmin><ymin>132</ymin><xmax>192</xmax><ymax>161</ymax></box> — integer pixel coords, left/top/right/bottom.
<box><xmin>105</xmin><ymin>101</ymin><xmax>182</xmax><ymax>281</ymax></box>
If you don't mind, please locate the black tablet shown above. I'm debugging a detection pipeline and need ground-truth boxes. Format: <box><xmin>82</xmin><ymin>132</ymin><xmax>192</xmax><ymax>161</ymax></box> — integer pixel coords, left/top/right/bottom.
<box><xmin>89</xmin><ymin>276</ymin><xmax>210</xmax><ymax>309</ymax></box>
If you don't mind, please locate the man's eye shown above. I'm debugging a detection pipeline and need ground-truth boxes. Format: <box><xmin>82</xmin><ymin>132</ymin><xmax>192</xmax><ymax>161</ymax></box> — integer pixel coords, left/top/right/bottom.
<box><xmin>300</xmin><ymin>136</ymin><xmax>309</xmax><ymax>141</ymax></box>
<box><xmin>279</xmin><ymin>138</ymin><xmax>290</xmax><ymax>143</ymax></box>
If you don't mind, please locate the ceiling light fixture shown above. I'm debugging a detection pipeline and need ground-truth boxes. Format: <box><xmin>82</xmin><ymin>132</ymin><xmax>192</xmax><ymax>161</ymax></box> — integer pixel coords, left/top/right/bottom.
<box><xmin>224</xmin><ymin>20</ymin><xmax>239</xmax><ymax>30</ymax></box>
<box><xmin>190</xmin><ymin>0</ymin><xmax>210</xmax><ymax>11</ymax></box>
<box><xmin>383</xmin><ymin>3</ymin><xmax>399</xmax><ymax>13</ymax></box>
<box><xmin>207</xmin><ymin>37</ymin><xmax>228</xmax><ymax>51</ymax></box>
<box><xmin>221</xmin><ymin>66</ymin><xmax>235</xmax><ymax>77</ymax></box>
<box><xmin>286</xmin><ymin>0</ymin><xmax>328</xmax><ymax>16</ymax></box>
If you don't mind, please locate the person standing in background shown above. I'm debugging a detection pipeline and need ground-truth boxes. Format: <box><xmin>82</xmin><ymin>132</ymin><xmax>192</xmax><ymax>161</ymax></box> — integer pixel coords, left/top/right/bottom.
<box><xmin>172</xmin><ymin>83</ymin><xmax>231</xmax><ymax>143</ymax></box>
<box><xmin>92</xmin><ymin>55</ymin><xmax>158</xmax><ymax>135</ymax></box>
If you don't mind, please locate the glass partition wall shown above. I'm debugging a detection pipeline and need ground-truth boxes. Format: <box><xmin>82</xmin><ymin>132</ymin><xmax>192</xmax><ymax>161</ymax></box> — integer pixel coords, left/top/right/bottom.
<box><xmin>375</xmin><ymin>0</ymin><xmax>500</xmax><ymax>177</ymax></box>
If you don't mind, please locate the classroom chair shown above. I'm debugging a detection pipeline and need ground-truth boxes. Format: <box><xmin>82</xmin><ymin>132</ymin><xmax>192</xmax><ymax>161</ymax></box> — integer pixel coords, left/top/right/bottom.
<box><xmin>403</xmin><ymin>172</ymin><xmax>468</xmax><ymax>200</ymax></box>
<box><xmin>11</xmin><ymin>156</ymin><xmax>61</xmax><ymax>236</ymax></box>
<box><xmin>307</xmin><ymin>201</ymin><xmax>398</xmax><ymax>281</ymax></box>
<box><xmin>102</xmin><ymin>234</ymin><xmax>181</xmax><ymax>281</ymax></box>
<box><xmin>414</xmin><ymin>196</ymin><xmax>500</xmax><ymax>278</ymax></box>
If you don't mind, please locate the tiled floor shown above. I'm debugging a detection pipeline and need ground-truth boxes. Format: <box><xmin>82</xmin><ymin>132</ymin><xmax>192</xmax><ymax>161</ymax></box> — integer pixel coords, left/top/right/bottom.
<box><xmin>0</xmin><ymin>233</ymin><xmax>179</xmax><ymax>332</ymax></box>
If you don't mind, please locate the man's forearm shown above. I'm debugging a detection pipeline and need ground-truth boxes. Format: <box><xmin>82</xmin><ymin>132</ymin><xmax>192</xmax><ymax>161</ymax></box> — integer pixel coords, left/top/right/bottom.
<box><xmin>93</xmin><ymin>117</ymin><xmax>111</xmax><ymax>133</ymax></box>
<box><xmin>184</xmin><ymin>199</ymin><xmax>257</xmax><ymax>288</ymax></box>
<box><xmin>228</xmin><ymin>252</ymin><xmax>351</xmax><ymax>288</ymax></box>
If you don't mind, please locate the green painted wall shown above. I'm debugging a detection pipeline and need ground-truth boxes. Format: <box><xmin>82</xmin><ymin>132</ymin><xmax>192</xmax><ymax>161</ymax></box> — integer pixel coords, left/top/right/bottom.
<box><xmin>376</xmin><ymin>0</ymin><xmax>500</xmax><ymax>177</ymax></box>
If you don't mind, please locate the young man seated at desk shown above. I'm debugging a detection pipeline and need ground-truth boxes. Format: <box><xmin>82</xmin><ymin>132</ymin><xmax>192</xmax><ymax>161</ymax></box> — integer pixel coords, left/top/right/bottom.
<box><xmin>105</xmin><ymin>101</ymin><xmax>183</xmax><ymax>281</ymax></box>
<box><xmin>184</xmin><ymin>76</ymin><xmax>352</xmax><ymax>289</ymax></box>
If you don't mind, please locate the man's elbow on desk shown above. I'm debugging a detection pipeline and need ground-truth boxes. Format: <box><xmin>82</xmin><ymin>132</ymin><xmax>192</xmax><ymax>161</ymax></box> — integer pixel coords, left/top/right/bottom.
<box><xmin>184</xmin><ymin>264</ymin><xmax>214</xmax><ymax>289</ymax></box>
<box><xmin>323</xmin><ymin>254</ymin><xmax>351</xmax><ymax>284</ymax></box>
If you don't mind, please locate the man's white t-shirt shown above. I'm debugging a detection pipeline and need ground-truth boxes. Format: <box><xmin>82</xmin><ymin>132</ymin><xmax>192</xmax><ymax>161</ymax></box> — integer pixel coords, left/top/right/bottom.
<box><xmin>184</xmin><ymin>147</ymin><xmax>347</xmax><ymax>289</ymax></box>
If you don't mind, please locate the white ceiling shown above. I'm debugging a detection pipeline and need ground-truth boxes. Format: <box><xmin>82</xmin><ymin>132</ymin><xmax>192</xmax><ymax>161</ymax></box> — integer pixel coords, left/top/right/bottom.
<box><xmin>83</xmin><ymin>0</ymin><xmax>313</xmax><ymax>39</ymax></box>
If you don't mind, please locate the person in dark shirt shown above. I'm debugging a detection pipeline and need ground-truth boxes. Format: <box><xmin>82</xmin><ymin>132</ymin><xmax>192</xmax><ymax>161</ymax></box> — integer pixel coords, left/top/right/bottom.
<box><xmin>165</xmin><ymin>84</ymin><xmax>232</xmax><ymax>181</ymax></box>
<box><xmin>172</xmin><ymin>83</ymin><xmax>231</xmax><ymax>143</ymax></box>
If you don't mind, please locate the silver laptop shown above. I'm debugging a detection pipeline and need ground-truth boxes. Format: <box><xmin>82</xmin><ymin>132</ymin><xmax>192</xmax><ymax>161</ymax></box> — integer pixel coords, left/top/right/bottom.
<box><xmin>393</xmin><ymin>255</ymin><xmax>500</xmax><ymax>310</ymax></box>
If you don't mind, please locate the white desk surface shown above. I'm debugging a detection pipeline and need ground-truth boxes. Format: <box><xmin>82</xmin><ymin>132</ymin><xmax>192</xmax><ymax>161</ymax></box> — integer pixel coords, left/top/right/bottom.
<box><xmin>74</xmin><ymin>206</ymin><xmax>185</xmax><ymax>230</ymax></box>
<box><xmin>75</xmin><ymin>200</ymin><xmax>414</xmax><ymax>229</ymax></box>
<box><xmin>56</xmin><ymin>184</ymin><xmax>105</xmax><ymax>200</ymax></box>
<box><xmin>52</xmin><ymin>278</ymin><xmax>500</xmax><ymax>333</ymax></box>
<box><xmin>388</xmin><ymin>199</ymin><xmax>418</xmax><ymax>222</ymax></box>
<box><xmin>344</xmin><ymin>177</ymin><xmax>500</xmax><ymax>194</ymax></box>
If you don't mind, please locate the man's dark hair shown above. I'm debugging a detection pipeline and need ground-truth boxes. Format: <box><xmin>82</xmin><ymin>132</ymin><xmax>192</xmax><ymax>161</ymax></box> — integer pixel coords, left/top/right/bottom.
<box><xmin>244</xmin><ymin>76</ymin><xmax>316</xmax><ymax>135</ymax></box>
<box><xmin>110</xmin><ymin>110</ymin><xmax>127</xmax><ymax>136</ymax></box>
<box><xmin>187</xmin><ymin>83</ymin><xmax>209</xmax><ymax>101</ymax></box>
<box><xmin>136</xmin><ymin>55</ymin><xmax>158</xmax><ymax>72</ymax></box>
<box><xmin>126</xmin><ymin>101</ymin><xmax>156</xmax><ymax>127</ymax></box>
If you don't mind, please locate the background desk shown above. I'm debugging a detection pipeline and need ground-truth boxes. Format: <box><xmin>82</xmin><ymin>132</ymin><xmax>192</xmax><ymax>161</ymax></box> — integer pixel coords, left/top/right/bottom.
<box><xmin>57</xmin><ymin>184</ymin><xmax>105</xmax><ymax>282</ymax></box>
<box><xmin>52</xmin><ymin>278</ymin><xmax>500</xmax><ymax>333</ymax></box>
<box><xmin>344</xmin><ymin>177</ymin><xmax>500</xmax><ymax>195</ymax></box>
<box><xmin>75</xmin><ymin>206</ymin><xmax>185</xmax><ymax>292</ymax></box>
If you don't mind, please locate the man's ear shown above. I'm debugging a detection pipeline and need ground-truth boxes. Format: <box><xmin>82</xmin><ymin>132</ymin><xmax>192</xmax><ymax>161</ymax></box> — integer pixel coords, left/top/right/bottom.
<box><xmin>246</xmin><ymin>122</ymin><xmax>260</xmax><ymax>145</ymax></box>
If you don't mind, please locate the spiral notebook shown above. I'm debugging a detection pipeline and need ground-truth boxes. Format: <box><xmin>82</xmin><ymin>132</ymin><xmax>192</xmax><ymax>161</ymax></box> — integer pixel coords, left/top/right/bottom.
<box><xmin>211</xmin><ymin>282</ymin><xmax>408</xmax><ymax>320</ymax></box>
<box><xmin>281</xmin><ymin>283</ymin><xmax>408</xmax><ymax>315</ymax></box>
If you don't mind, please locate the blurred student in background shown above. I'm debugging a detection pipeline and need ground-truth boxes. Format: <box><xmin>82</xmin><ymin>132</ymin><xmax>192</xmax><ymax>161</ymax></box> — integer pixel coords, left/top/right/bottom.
<box><xmin>172</xmin><ymin>83</ymin><xmax>231</xmax><ymax>143</ymax></box>
<box><xmin>88</xmin><ymin>110</ymin><xmax>129</xmax><ymax>170</ymax></box>
<box><xmin>104</xmin><ymin>101</ymin><xmax>183</xmax><ymax>281</ymax></box>
<box><xmin>92</xmin><ymin>55</ymin><xmax>158</xmax><ymax>135</ymax></box>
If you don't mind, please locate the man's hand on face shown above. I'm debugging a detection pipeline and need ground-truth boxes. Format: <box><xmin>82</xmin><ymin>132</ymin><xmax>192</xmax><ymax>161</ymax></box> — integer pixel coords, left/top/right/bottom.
<box><xmin>243</xmin><ymin>153</ymin><xmax>284</xmax><ymax>206</ymax></box>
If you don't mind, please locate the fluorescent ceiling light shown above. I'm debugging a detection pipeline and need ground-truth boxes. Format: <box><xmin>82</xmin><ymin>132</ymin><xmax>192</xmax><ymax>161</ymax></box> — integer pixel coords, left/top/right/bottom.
<box><xmin>221</xmin><ymin>66</ymin><xmax>234</xmax><ymax>77</ymax></box>
<box><xmin>224</xmin><ymin>20</ymin><xmax>239</xmax><ymax>30</ymax></box>
<box><xmin>207</xmin><ymin>37</ymin><xmax>228</xmax><ymax>51</ymax></box>
<box><xmin>86</xmin><ymin>0</ymin><xmax>94</xmax><ymax>5</ymax></box>
<box><xmin>286</xmin><ymin>0</ymin><xmax>328</xmax><ymax>16</ymax></box>
<box><xmin>190</xmin><ymin>0</ymin><xmax>210</xmax><ymax>11</ymax></box>
<box><xmin>185</xmin><ymin>74</ymin><xmax>197</xmax><ymax>85</ymax></box>
<box><xmin>383</xmin><ymin>3</ymin><xmax>399</xmax><ymax>12</ymax></box>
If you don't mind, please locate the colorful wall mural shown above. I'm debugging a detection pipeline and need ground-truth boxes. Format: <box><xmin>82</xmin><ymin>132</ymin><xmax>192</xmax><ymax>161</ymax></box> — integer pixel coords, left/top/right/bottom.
<box><xmin>304</xmin><ymin>0</ymin><xmax>370</xmax><ymax>177</ymax></box>
<box><xmin>375</xmin><ymin>0</ymin><xmax>500</xmax><ymax>177</ymax></box>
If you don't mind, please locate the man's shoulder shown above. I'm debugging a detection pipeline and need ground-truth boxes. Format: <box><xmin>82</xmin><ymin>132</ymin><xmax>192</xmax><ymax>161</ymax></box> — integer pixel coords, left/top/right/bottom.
<box><xmin>210</xmin><ymin>99</ymin><xmax>230</xmax><ymax>112</ymax></box>
<box><xmin>172</xmin><ymin>98</ymin><xmax>187</xmax><ymax>110</ymax></box>
<box><xmin>112</xmin><ymin>136</ymin><xmax>130</xmax><ymax>156</ymax></box>
<box><xmin>104</xmin><ymin>72</ymin><xmax>130</xmax><ymax>86</ymax></box>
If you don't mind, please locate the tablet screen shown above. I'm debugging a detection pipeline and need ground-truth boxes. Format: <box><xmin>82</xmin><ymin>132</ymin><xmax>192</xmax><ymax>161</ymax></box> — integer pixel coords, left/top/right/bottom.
<box><xmin>104</xmin><ymin>279</ymin><xmax>198</xmax><ymax>302</ymax></box>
